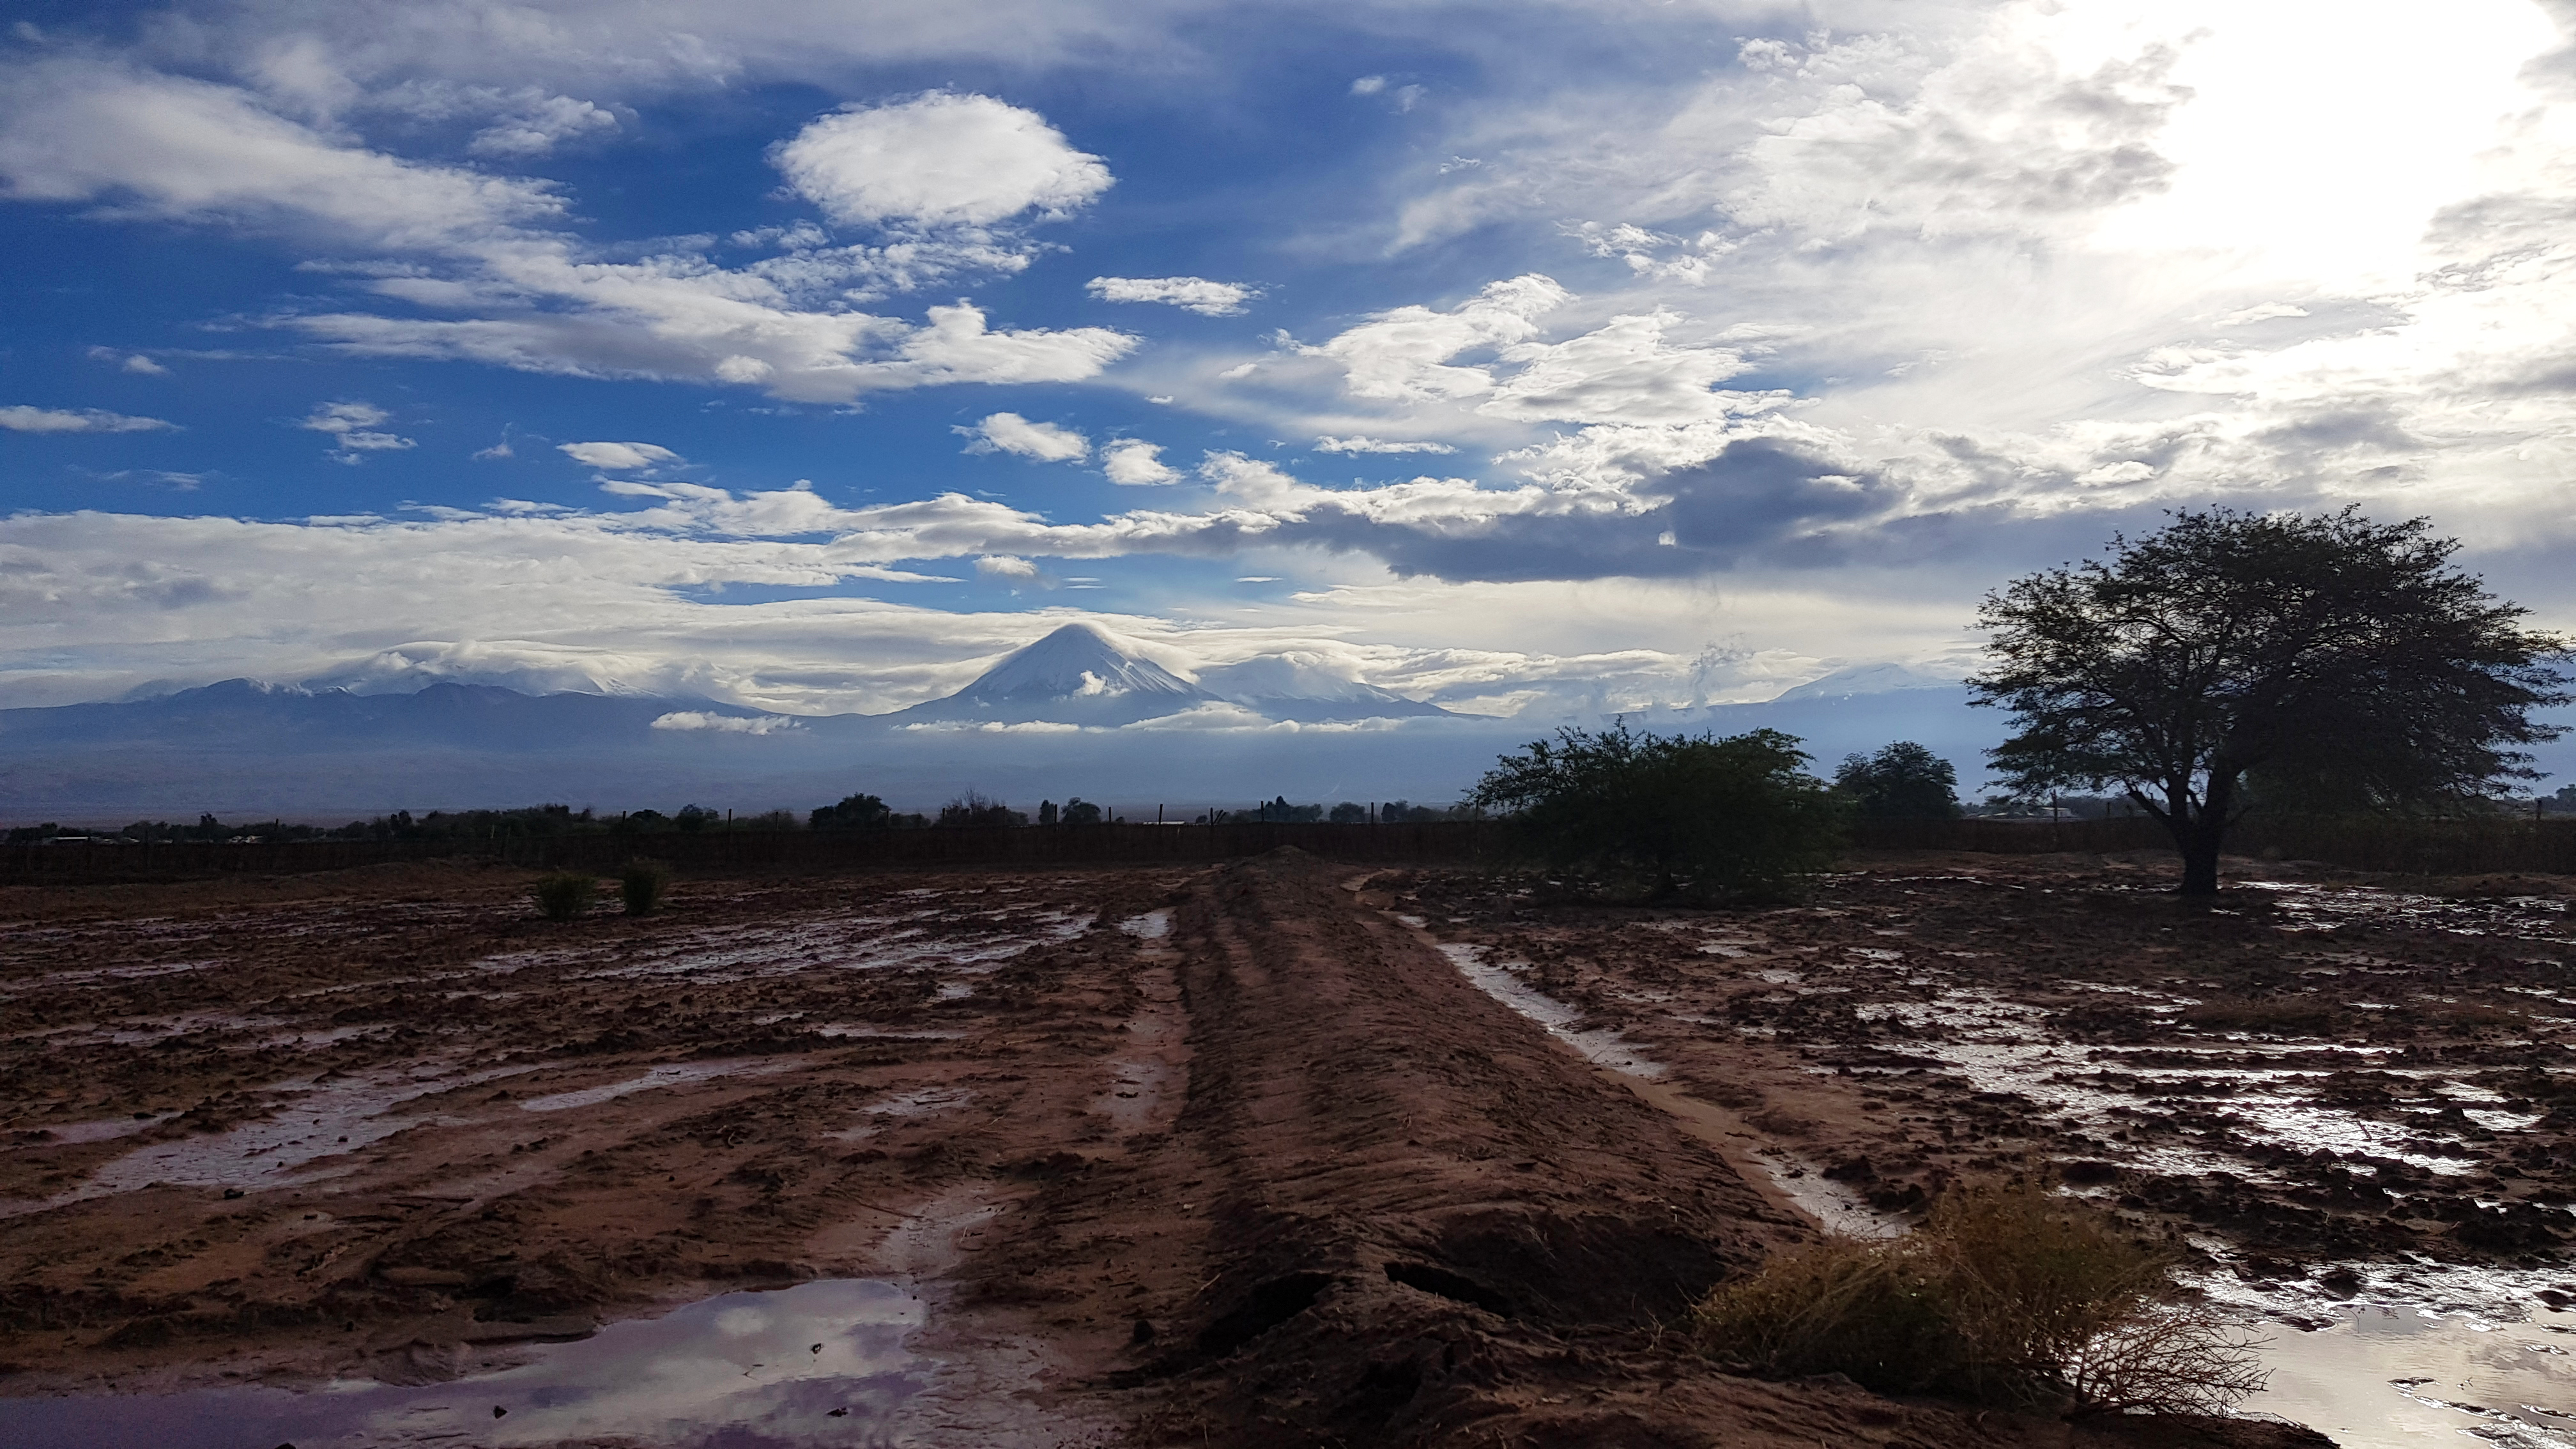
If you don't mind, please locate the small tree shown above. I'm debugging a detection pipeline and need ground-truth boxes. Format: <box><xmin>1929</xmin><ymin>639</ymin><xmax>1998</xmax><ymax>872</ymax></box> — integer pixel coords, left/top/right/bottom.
<box><xmin>810</xmin><ymin>792</ymin><xmax>893</xmax><ymax>831</ymax></box>
<box><xmin>1061</xmin><ymin>797</ymin><xmax>1103</xmax><ymax>826</ymax></box>
<box><xmin>1836</xmin><ymin>742</ymin><xmax>1962</xmax><ymax>819</ymax></box>
<box><xmin>937</xmin><ymin>791</ymin><xmax>1025</xmax><ymax>827</ymax></box>
<box><xmin>1468</xmin><ymin>721</ymin><xmax>1844</xmax><ymax>901</ymax></box>
<box><xmin>1972</xmin><ymin>509</ymin><xmax>2568</xmax><ymax>895</ymax></box>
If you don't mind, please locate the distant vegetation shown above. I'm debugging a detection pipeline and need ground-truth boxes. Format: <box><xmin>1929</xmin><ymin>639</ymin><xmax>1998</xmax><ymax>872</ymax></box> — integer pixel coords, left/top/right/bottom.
<box><xmin>1834</xmin><ymin>741</ymin><xmax>1961</xmax><ymax>819</ymax></box>
<box><xmin>1469</xmin><ymin>721</ymin><xmax>1844</xmax><ymax>902</ymax></box>
<box><xmin>1696</xmin><ymin>1177</ymin><xmax>2263</xmax><ymax>1415</ymax></box>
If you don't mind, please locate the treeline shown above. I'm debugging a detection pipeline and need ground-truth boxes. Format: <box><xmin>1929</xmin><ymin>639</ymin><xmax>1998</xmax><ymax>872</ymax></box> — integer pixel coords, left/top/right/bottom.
<box><xmin>4</xmin><ymin>802</ymin><xmax>802</xmax><ymax>846</ymax></box>
<box><xmin>806</xmin><ymin>790</ymin><xmax>1480</xmax><ymax>831</ymax></box>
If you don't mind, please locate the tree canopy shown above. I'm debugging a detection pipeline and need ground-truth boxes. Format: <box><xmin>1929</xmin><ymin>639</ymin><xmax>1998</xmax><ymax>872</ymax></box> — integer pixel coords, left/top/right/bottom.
<box><xmin>1836</xmin><ymin>742</ymin><xmax>1962</xmax><ymax>819</ymax></box>
<box><xmin>1970</xmin><ymin>508</ymin><xmax>2567</xmax><ymax>894</ymax></box>
<box><xmin>1468</xmin><ymin>721</ymin><xmax>1844</xmax><ymax>901</ymax></box>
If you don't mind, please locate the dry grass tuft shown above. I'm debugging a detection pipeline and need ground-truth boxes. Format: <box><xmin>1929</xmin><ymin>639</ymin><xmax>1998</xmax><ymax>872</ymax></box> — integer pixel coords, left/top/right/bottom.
<box><xmin>1695</xmin><ymin>1177</ymin><xmax>2264</xmax><ymax>1415</ymax></box>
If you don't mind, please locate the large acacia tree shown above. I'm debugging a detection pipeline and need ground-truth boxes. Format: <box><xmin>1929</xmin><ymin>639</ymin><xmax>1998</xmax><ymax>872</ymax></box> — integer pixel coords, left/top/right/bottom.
<box><xmin>1970</xmin><ymin>509</ymin><xmax>2566</xmax><ymax>896</ymax></box>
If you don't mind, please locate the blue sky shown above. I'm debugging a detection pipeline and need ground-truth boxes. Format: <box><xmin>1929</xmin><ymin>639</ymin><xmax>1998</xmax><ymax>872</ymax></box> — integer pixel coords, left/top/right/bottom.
<box><xmin>6</xmin><ymin>0</ymin><xmax>2575</xmax><ymax>726</ymax></box>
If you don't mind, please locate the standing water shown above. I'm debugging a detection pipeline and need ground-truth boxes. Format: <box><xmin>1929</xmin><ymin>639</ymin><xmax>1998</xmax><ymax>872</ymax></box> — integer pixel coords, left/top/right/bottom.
<box><xmin>0</xmin><ymin>1278</ymin><xmax>928</xmax><ymax>1448</ymax></box>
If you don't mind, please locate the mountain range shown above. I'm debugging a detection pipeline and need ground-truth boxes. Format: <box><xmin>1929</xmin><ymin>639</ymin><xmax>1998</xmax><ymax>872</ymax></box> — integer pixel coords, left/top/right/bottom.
<box><xmin>0</xmin><ymin>624</ymin><xmax>2009</xmax><ymax>818</ymax></box>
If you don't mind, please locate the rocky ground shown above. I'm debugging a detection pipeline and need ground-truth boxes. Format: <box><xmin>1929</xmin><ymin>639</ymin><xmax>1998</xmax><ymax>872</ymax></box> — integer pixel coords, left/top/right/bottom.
<box><xmin>0</xmin><ymin>847</ymin><xmax>2463</xmax><ymax>1446</ymax></box>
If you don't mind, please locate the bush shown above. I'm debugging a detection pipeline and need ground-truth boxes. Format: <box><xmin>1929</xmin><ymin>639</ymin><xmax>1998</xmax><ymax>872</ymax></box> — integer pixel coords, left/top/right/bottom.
<box><xmin>811</xmin><ymin>792</ymin><xmax>893</xmax><ymax>831</ymax></box>
<box><xmin>1836</xmin><ymin>741</ymin><xmax>1962</xmax><ymax>819</ymax></box>
<box><xmin>533</xmin><ymin>871</ymin><xmax>595</xmax><ymax>922</ymax></box>
<box><xmin>1468</xmin><ymin>721</ymin><xmax>1844</xmax><ymax>901</ymax></box>
<box><xmin>1695</xmin><ymin>1178</ymin><xmax>2264</xmax><ymax>1414</ymax></box>
<box><xmin>620</xmin><ymin>858</ymin><xmax>672</xmax><ymax>916</ymax></box>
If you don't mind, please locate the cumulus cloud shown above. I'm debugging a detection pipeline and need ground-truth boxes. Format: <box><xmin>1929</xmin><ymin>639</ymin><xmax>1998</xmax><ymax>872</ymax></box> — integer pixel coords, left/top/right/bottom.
<box><xmin>958</xmin><ymin>412</ymin><xmax>1087</xmax><ymax>462</ymax></box>
<box><xmin>298</xmin><ymin>400</ymin><xmax>413</xmax><ymax>458</ymax></box>
<box><xmin>1085</xmin><ymin>275</ymin><xmax>1258</xmax><ymax>316</ymax></box>
<box><xmin>1314</xmin><ymin>436</ymin><xmax>1455</xmax><ymax>455</ymax></box>
<box><xmin>975</xmin><ymin>554</ymin><xmax>1042</xmax><ymax>579</ymax></box>
<box><xmin>1305</xmin><ymin>275</ymin><xmax>1776</xmax><ymax>426</ymax></box>
<box><xmin>772</xmin><ymin>93</ymin><xmax>1112</xmax><ymax>228</ymax></box>
<box><xmin>0</xmin><ymin>61</ymin><xmax>1134</xmax><ymax>404</ymax></box>
<box><xmin>1100</xmin><ymin>438</ymin><xmax>1181</xmax><ymax>484</ymax></box>
<box><xmin>468</xmin><ymin>94</ymin><xmax>620</xmax><ymax>158</ymax></box>
<box><xmin>0</xmin><ymin>405</ymin><xmax>176</xmax><ymax>434</ymax></box>
<box><xmin>559</xmin><ymin>441</ymin><xmax>682</xmax><ymax>471</ymax></box>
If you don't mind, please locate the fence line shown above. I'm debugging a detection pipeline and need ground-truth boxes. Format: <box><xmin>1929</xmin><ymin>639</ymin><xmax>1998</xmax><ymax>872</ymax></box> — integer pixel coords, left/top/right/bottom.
<box><xmin>6</xmin><ymin>815</ymin><xmax>2570</xmax><ymax>884</ymax></box>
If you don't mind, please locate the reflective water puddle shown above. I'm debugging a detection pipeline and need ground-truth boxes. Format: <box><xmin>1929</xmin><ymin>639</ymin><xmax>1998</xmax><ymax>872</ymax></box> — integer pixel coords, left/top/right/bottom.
<box><xmin>1432</xmin><ymin>941</ymin><xmax>1667</xmax><ymax>1079</ymax></box>
<box><xmin>2245</xmin><ymin>1303</ymin><xmax>2576</xmax><ymax>1448</ymax></box>
<box><xmin>0</xmin><ymin>1278</ymin><xmax>929</xmax><ymax>1448</ymax></box>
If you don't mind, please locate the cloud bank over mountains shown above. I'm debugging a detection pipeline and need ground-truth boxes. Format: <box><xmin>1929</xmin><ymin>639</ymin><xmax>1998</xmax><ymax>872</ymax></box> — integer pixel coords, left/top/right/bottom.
<box><xmin>3</xmin><ymin>0</ymin><xmax>2574</xmax><ymax>787</ymax></box>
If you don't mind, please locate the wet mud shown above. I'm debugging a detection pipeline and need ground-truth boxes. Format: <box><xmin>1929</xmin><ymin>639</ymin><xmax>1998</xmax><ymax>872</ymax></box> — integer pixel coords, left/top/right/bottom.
<box><xmin>1</xmin><ymin>850</ymin><xmax>2355</xmax><ymax>1446</ymax></box>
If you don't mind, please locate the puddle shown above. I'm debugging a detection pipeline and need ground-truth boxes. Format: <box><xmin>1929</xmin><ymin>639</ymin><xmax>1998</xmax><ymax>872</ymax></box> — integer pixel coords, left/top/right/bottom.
<box><xmin>8</xmin><ymin>1063</ymin><xmax>525</xmax><ymax>1216</ymax></box>
<box><xmin>1117</xmin><ymin>909</ymin><xmax>1172</xmax><ymax>940</ymax></box>
<box><xmin>519</xmin><ymin>1060</ymin><xmax>790</xmax><ymax>1114</ymax></box>
<box><xmin>1747</xmin><ymin>1149</ymin><xmax>1908</xmax><ymax>1239</ymax></box>
<box><xmin>1431</xmin><ymin>941</ymin><xmax>1667</xmax><ymax>1079</ymax></box>
<box><xmin>832</xmin><ymin>1089</ymin><xmax>974</xmax><ymax>1142</ymax></box>
<box><xmin>2242</xmin><ymin>1304</ymin><xmax>2576</xmax><ymax>1448</ymax></box>
<box><xmin>0</xmin><ymin>1278</ymin><xmax>932</xmax><ymax>1448</ymax></box>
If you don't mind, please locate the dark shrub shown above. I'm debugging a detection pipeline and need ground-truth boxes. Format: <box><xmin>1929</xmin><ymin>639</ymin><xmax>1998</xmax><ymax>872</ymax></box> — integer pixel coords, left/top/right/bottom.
<box><xmin>620</xmin><ymin>859</ymin><xmax>672</xmax><ymax>916</ymax></box>
<box><xmin>533</xmin><ymin>871</ymin><xmax>595</xmax><ymax>922</ymax></box>
<box><xmin>1469</xmin><ymin>720</ymin><xmax>1844</xmax><ymax>901</ymax></box>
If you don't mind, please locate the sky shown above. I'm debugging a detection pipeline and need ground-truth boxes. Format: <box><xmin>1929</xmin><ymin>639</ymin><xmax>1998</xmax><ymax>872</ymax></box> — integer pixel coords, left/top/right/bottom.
<box><xmin>5</xmin><ymin>0</ymin><xmax>2576</xmax><ymax>723</ymax></box>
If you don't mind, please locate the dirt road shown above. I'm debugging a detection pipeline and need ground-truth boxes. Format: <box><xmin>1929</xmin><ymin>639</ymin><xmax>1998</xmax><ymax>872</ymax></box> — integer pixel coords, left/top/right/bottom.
<box><xmin>0</xmin><ymin>850</ymin><xmax>2331</xmax><ymax>1446</ymax></box>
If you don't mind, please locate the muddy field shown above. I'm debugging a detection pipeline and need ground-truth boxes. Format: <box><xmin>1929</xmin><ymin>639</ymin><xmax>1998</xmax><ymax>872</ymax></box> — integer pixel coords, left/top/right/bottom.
<box><xmin>4</xmin><ymin>845</ymin><xmax>2560</xmax><ymax>1446</ymax></box>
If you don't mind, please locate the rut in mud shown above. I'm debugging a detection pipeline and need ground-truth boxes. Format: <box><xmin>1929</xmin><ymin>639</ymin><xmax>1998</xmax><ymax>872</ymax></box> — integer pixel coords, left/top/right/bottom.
<box><xmin>968</xmin><ymin>850</ymin><xmax>2322</xmax><ymax>1448</ymax></box>
<box><xmin>0</xmin><ymin>850</ymin><xmax>2340</xmax><ymax>1448</ymax></box>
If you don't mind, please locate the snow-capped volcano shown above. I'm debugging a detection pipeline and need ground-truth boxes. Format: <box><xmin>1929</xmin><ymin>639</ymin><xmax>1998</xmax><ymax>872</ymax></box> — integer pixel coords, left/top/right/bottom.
<box><xmin>1197</xmin><ymin>654</ymin><xmax>1452</xmax><ymax>723</ymax></box>
<box><xmin>878</xmin><ymin>625</ymin><xmax>1455</xmax><ymax>726</ymax></box>
<box><xmin>884</xmin><ymin>624</ymin><xmax>1223</xmax><ymax>725</ymax></box>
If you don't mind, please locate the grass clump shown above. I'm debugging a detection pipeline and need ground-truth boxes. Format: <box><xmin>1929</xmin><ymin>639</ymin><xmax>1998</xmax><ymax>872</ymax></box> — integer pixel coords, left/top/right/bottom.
<box><xmin>533</xmin><ymin>871</ymin><xmax>596</xmax><ymax>922</ymax></box>
<box><xmin>1695</xmin><ymin>1177</ymin><xmax>2264</xmax><ymax>1416</ymax></box>
<box><xmin>619</xmin><ymin>858</ymin><xmax>673</xmax><ymax>916</ymax></box>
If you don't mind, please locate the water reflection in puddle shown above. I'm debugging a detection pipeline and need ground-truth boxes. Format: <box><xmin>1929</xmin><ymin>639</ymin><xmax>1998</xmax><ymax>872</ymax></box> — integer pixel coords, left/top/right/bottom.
<box><xmin>2246</xmin><ymin>1304</ymin><xmax>2576</xmax><ymax>1448</ymax></box>
<box><xmin>1432</xmin><ymin>942</ymin><xmax>1666</xmax><ymax>1078</ymax></box>
<box><xmin>0</xmin><ymin>1279</ymin><xmax>928</xmax><ymax>1448</ymax></box>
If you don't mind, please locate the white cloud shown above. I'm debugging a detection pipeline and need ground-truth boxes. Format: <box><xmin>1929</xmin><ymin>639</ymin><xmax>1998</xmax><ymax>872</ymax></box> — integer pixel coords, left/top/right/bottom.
<box><xmin>1351</xmin><ymin>76</ymin><xmax>1388</xmax><ymax>96</ymax></box>
<box><xmin>0</xmin><ymin>405</ymin><xmax>176</xmax><ymax>434</ymax></box>
<box><xmin>1086</xmin><ymin>275</ymin><xmax>1258</xmax><ymax>316</ymax></box>
<box><xmin>0</xmin><ymin>59</ymin><xmax>563</xmax><ymax>249</ymax></box>
<box><xmin>975</xmin><ymin>554</ymin><xmax>1042</xmax><ymax>579</ymax></box>
<box><xmin>772</xmin><ymin>93</ymin><xmax>1111</xmax><ymax>228</ymax></box>
<box><xmin>649</xmin><ymin>710</ymin><xmax>799</xmax><ymax>733</ymax></box>
<box><xmin>1100</xmin><ymin>438</ymin><xmax>1181</xmax><ymax>484</ymax></box>
<box><xmin>958</xmin><ymin>411</ymin><xmax>1087</xmax><ymax>462</ymax></box>
<box><xmin>1314</xmin><ymin>436</ymin><xmax>1456</xmax><ymax>455</ymax></box>
<box><xmin>559</xmin><ymin>441</ymin><xmax>682</xmax><ymax>471</ymax></box>
<box><xmin>298</xmin><ymin>400</ymin><xmax>413</xmax><ymax>457</ymax></box>
<box><xmin>1304</xmin><ymin>276</ymin><xmax>1774</xmax><ymax>426</ymax></box>
<box><xmin>1310</xmin><ymin>275</ymin><xmax>1567</xmax><ymax>401</ymax></box>
<box><xmin>0</xmin><ymin>61</ymin><xmax>1133</xmax><ymax>404</ymax></box>
<box><xmin>468</xmin><ymin>94</ymin><xmax>619</xmax><ymax>158</ymax></box>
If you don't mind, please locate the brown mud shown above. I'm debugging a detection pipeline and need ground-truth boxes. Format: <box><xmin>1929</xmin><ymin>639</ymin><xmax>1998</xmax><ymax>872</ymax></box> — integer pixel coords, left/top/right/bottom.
<box><xmin>0</xmin><ymin>850</ymin><xmax>2349</xmax><ymax>1446</ymax></box>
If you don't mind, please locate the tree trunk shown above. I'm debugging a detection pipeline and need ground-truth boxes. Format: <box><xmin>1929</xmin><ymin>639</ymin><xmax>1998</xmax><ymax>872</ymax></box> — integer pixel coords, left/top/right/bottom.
<box><xmin>2179</xmin><ymin>834</ymin><xmax>2223</xmax><ymax>897</ymax></box>
<box><xmin>2177</xmin><ymin>770</ymin><xmax>2239</xmax><ymax>898</ymax></box>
